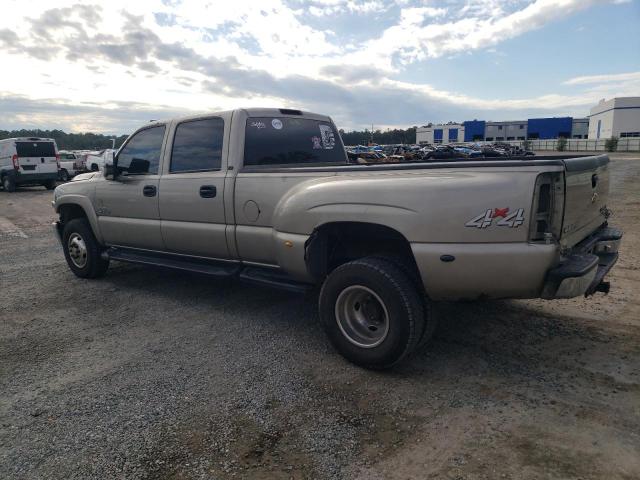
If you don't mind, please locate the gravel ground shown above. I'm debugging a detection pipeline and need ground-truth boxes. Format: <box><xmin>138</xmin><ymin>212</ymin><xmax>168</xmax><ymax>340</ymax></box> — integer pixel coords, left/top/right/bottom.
<box><xmin>1</xmin><ymin>154</ymin><xmax>639</xmax><ymax>479</ymax></box>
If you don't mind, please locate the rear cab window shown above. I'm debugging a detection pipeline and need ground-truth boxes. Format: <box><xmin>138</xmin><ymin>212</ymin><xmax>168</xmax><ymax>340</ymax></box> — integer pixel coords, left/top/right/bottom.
<box><xmin>16</xmin><ymin>141</ymin><xmax>56</xmax><ymax>157</ymax></box>
<box><xmin>244</xmin><ymin>117</ymin><xmax>346</xmax><ymax>167</ymax></box>
<box><xmin>170</xmin><ymin>117</ymin><xmax>224</xmax><ymax>173</ymax></box>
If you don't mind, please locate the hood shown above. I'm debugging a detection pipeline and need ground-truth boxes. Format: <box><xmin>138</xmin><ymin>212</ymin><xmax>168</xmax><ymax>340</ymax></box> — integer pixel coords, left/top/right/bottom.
<box><xmin>72</xmin><ymin>171</ymin><xmax>101</xmax><ymax>182</ymax></box>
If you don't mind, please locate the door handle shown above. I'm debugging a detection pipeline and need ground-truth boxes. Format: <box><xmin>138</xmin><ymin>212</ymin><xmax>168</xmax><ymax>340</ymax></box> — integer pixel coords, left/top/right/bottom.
<box><xmin>199</xmin><ymin>185</ymin><xmax>217</xmax><ymax>198</ymax></box>
<box><xmin>143</xmin><ymin>185</ymin><xmax>157</xmax><ymax>197</ymax></box>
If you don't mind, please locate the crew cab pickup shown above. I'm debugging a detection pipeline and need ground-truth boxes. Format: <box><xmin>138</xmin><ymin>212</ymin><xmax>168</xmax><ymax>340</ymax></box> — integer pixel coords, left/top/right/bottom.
<box><xmin>52</xmin><ymin>108</ymin><xmax>622</xmax><ymax>368</ymax></box>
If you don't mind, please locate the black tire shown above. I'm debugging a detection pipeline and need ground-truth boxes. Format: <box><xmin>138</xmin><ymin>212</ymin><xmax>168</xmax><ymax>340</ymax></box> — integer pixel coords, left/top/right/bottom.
<box><xmin>369</xmin><ymin>254</ymin><xmax>436</xmax><ymax>349</ymax></box>
<box><xmin>43</xmin><ymin>179</ymin><xmax>57</xmax><ymax>190</ymax></box>
<box><xmin>62</xmin><ymin>218</ymin><xmax>109</xmax><ymax>278</ymax></box>
<box><xmin>90</xmin><ymin>163</ymin><xmax>99</xmax><ymax>172</ymax></box>
<box><xmin>319</xmin><ymin>256</ymin><xmax>425</xmax><ymax>369</ymax></box>
<box><xmin>59</xmin><ymin>169</ymin><xmax>69</xmax><ymax>182</ymax></box>
<box><xmin>2</xmin><ymin>174</ymin><xmax>16</xmax><ymax>192</ymax></box>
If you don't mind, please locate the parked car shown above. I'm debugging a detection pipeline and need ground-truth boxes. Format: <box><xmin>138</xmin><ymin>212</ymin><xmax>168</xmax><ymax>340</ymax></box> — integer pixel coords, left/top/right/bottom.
<box><xmin>58</xmin><ymin>151</ymin><xmax>86</xmax><ymax>181</ymax></box>
<box><xmin>52</xmin><ymin>108</ymin><xmax>622</xmax><ymax>368</ymax></box>
<box><xmin>481</xmin><ymin>146</ymin><xmax>508</xmax><ymax>158</ymax></box>
<box><xmin>85</xmin><ymin>149</ymin><xmax>116</xmax><ymax>171</ymax></box>
<box><xmin>0</xmin><ymin>137</ymin><xmax>59</xmax><ymax>192</ymax></box>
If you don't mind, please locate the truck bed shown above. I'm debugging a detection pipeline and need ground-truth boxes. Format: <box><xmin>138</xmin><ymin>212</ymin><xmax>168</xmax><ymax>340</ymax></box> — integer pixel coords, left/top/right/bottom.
<box><xmin>240</xmin><ymin>154</ymin><xmax>602</xmax><ymax>173</ymax></box>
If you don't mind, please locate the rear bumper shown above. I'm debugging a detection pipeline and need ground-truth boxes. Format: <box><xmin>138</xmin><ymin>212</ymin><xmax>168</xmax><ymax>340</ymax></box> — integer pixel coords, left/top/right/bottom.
<box><xmin>541</xmin><ymin>225</ymin><xmax>622</xmax><ymax>299</ymax></box>
<box><xmin>15</xmin><ymin>172</ymin><xmax>58</xmax><ymax>184</ymax></box>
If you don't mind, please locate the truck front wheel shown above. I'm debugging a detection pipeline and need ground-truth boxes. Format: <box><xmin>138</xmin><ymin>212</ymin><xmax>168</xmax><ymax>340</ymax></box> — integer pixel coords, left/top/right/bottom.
<box><xmin>62</xmin><ymin>218</ymin><xmax>109</xmax><ymax>278</ymax></box>
<box><xmin>319</xmin><ymin>256</ymin><xmax>426</xmax><ymax>369</ymax></box>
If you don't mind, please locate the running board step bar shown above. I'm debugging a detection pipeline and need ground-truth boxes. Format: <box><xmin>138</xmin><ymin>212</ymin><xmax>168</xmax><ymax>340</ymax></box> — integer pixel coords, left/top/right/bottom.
<box><xmin>239</xmin><ymin>267</ymin><xmax>313</xmax><ymax>294</ymax></box>
<box><xmin>105</xmin><ymin>247</ymin><xmax>240</xmax><ymax>277</ymax></box>
<box><xmin>104</xmin><ymin>247</ymin><xmax>313</xmax><ymax>293</ymax></box>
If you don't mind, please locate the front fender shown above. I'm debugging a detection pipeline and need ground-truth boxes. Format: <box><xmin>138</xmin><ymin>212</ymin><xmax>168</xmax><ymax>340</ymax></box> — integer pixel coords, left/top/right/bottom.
<box><xmin>54</xmin><ymin>194</ymin><xmax>104</xmax><ymax>244</ymax></box>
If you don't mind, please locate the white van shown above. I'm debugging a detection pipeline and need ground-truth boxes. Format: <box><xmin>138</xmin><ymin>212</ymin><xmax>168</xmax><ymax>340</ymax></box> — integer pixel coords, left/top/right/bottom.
<box><xmin>0</xmin><ymin>137</ymin><xmax>60</xmax><ymax>192</ymax></box>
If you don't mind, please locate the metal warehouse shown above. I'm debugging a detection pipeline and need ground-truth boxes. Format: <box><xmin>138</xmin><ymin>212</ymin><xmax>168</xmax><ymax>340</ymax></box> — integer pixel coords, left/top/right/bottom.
<box><xmin>416</xmin><ymin>97</ymin><xmax>638</xmax><ymax>144</ymax></box>
<box><xmin>589</xmin><ymin>97</ymin><xmax>640</xmax><ymax>139</ymax></box>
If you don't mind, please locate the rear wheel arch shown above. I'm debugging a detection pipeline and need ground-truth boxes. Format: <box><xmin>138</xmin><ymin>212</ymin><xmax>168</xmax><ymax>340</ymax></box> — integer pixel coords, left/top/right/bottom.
<box><xmin>305</xmin><ymin>221</ymin><xmax>423</xmax><ymax>289</ymax></box>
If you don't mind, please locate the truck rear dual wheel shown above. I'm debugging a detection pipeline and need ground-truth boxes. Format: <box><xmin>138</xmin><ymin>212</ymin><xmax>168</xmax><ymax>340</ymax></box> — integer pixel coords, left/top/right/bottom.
<box><xmin>62</xmin><ymin>219</ymin><xmax>110</xmax><ymax>278</ymax></box>
<box><xmin>319</xmin><ymin>256</ymin><xmax>431</xmax><ymax>369</ymax></box>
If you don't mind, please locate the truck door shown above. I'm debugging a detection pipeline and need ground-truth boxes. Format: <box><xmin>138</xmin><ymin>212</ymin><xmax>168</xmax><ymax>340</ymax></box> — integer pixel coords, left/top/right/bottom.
<box><xmin>158</xmin><ymin>116</ymin><xmax>230</xmax><ymax>259</ymax></box>
<box><xmin>95</xmin><ymin>124</ymin><xmax>166</xmax><ymax>250</ymax></box>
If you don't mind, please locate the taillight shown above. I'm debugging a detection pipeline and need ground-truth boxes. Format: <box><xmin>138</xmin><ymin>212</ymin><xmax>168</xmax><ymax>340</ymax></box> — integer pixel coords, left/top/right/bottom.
<box><xmin>529</xmin><ymin>172</ymin><xmax>564</xmax><ymax>243</ymax></box>
<box><xmin>11</xmin><ymin>154</ymin><xmax>19</xmax><ymax>170</ymax></box>
<box><xmin>55</xmin><ymin>153</ymin><xmax>61</xmax><ymax>169</ymax></box>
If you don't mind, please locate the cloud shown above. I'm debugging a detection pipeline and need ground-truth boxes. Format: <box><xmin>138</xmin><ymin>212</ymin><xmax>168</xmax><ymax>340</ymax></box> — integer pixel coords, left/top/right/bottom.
<box><xmin>359</xmin><ymin>0</ymin><xmax>615</xmax><ymax>65</ymax></box>
<box><xmin>0</xmin><ymin>94</ymin><xmax>188</xmax><ymax>134</ymax></box>
<box><xmin>304</xmin><ymin>0</ymin><xmax>388</xmax><ymax>16</ymax></box>
<box><xmin>563</xmin><ymin>71</ymin><xmax>640</xmax><ymax>85</ymax></box>
<box><xmin>0</xmin><ymin>0</ymin><xmax>635</xmax><ymax>133</ymax></box>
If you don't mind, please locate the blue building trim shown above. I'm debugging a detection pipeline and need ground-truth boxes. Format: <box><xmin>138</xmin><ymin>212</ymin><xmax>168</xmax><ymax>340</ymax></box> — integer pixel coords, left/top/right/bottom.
<box><xmin>527</xmin><ymin>117</ymin><xmax>573</xmax><ymax>139</ymax></box>
<box><xmin>463</xmin><ymin>120</ymin><xmax>485</xmax><ymax>141</ymax></box>
<box><xmin>434</xmin><ymin>129</ymin><xmax>443</xmax><ymax>141</ymax></box>
<box><xmin>448</xmin><ymin>128</ymin><xmax>458</xmax><ymax>141</ymax></box>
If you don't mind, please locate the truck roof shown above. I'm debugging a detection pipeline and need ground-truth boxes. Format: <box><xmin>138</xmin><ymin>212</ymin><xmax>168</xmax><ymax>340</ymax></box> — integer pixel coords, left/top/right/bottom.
<box><xmin>162</xmin><ymin>108</ymin><xmax>332</xmax><ymax>125</ymax></box>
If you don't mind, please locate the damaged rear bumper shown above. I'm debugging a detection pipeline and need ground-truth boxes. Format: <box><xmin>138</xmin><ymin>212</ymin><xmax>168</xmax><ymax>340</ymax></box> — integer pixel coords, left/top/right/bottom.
<box><xmin>541</xmin><ymin>226</ymin><xmax>622</xmax><ymax>299</ymax></box>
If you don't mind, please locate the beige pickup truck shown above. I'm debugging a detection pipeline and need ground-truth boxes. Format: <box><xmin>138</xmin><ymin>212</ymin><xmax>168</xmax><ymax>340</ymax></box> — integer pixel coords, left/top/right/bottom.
<box><xmin>52</xmin><ymin>108</ymin><xmax>622</xmax><ymax>368</ymax></box>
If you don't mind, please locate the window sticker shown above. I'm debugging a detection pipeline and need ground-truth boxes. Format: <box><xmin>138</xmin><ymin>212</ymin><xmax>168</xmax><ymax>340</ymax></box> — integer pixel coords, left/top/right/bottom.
<box><xmin>311</xmin><ymin>136</ymin><xmax>322</xmax><ymax>149</ymax></box>
<box><xmin>250</xmin><ymin>121</ymin><xmax>266</xmax><ymax>129</ymax></box>
<box><xmin>271</xmin><ymin>118</ymin><xmax>283</xmax><ymax>130</ymax></box>
<box><xmin>319</xmin><ymin>124</ymin><xmax>335</xmax><ymax>149</ymax></box>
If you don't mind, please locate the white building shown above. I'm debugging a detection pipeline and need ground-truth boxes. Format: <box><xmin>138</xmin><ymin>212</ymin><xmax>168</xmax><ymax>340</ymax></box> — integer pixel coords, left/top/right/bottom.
<box><xmin>416</xmin><ymin>123</ymin><xmax>465</xmax><ymax>144</ymax></box>
<box><xmin>484</xmin><ymin>121</ymin><xmax>527</xmax><ymax>141</ymax></box>
<box><xmin>588</xmin><ymin>97</ymin><xmax>640</xmax><ymax>139</ymax></box>
<box><xmin>571</xmin><ymin>118</ymin><xmax>589</xmax><ymax>139</ymax></box>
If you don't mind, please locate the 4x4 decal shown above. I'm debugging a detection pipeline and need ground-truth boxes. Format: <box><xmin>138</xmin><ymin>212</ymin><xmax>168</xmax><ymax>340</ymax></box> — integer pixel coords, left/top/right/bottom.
<box><xmin>465</xmin><ymin>207</ymin><xmax>525</xmax><ymax>229</ymax></box>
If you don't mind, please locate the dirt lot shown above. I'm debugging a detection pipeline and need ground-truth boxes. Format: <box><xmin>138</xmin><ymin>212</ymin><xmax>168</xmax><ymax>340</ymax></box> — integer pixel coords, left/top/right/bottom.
<box><xmin>1</xmin><ymin>154</ymin><xmax>639</xmax><ymax>480</ymax></box>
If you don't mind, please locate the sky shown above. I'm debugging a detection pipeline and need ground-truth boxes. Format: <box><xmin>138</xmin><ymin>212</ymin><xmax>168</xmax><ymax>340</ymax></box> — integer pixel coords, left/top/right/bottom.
<box><xmin>0</xmin><ymin>0</ymin><xmax>638</xmax><ymax>134</ymax></box>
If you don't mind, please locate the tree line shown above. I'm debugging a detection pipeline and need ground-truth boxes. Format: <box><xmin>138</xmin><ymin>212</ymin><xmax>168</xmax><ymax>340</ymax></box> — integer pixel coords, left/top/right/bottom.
<box><xmin>0</xmin><ymin>129</ymin><xmax>128</xmax><ymax>151</ymax></box>
<box><xmin>0</xmin><ymin>126</ymin><xmax>419</xmax><ymax>150</ymax></box>
<box><xmin>338</xmin><ymin>127</ymin><xmax>417</xmax><ymax>146</ymax></box>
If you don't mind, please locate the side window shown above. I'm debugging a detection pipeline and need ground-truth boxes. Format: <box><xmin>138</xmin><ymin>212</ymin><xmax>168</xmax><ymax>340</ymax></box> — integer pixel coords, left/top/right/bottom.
<box><xmin>170</xmin><ymin>117</ymin><xmax>224</xmax><ymax>173</ymax></box>
<box><xmin>117</xmin><ymin>125</ymin><xmax>166</xmax><ymax>175</ymax></box>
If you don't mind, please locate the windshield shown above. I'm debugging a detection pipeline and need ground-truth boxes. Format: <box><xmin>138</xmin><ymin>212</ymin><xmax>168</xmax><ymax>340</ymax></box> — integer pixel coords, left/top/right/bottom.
<box><xmin>244</xmin><ymin>117</ymin><xmax>346</xmax><ymax>166</ymax></box>
<box><xmin>16</xmin><ymin>141</ymin><xmax>56</xmax><ymax>157</ymax></box>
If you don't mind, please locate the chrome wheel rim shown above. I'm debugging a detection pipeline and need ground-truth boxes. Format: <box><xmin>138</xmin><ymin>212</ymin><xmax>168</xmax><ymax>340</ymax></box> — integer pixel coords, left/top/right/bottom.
<box><xmin>335</xmin><ymin>285</ymin><xmax>389</xmax><ymax>348</ymax></box>
<box><xmin>67</xmin><ymin>233</ymin><xmax>88</xmax><ymax>268</ymax></box>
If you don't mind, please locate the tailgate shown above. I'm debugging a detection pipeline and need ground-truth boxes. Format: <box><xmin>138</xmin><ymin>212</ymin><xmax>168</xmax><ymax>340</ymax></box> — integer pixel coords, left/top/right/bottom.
<box><xmin>561</xmin><ymin>155</ymin><xmax>610</xmax><ymax>248</ymax></box>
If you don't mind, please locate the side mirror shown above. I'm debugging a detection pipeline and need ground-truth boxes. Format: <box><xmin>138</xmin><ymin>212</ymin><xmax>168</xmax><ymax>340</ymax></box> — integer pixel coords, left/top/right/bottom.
<box><xmin>105</xmin><ymin>153</ymin><xmax>118</xmax><ymax>180</ymax></box>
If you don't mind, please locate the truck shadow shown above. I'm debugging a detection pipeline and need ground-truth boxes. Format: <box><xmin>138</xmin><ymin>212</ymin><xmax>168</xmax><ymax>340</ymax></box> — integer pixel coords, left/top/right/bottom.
<box><xmin>99</xmin><ymin>262</ymin><xmax>625</xmax><ymax>384</ymax></box>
